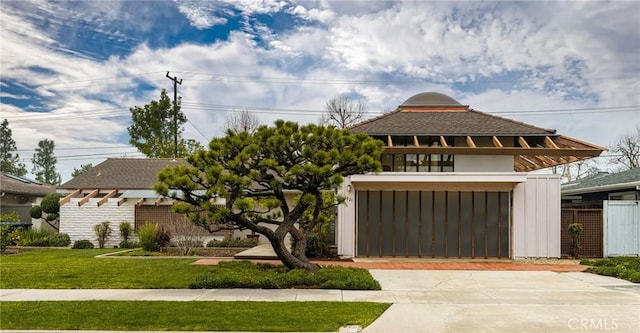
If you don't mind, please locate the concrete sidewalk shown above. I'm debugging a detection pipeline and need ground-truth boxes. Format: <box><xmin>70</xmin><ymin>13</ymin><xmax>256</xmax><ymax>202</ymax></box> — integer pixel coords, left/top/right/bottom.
<box><xmin>1</xmin><ymin>271</ymin><xmax>639</xmax><ymax>332</ymax></box>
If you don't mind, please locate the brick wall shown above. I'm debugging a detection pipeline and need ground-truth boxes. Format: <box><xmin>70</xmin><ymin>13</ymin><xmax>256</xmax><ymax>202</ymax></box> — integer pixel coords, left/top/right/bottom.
<box><xmin>59</xmin><ymin>198</ymin><xmax>134</xmax><ymax>248</ymax></box>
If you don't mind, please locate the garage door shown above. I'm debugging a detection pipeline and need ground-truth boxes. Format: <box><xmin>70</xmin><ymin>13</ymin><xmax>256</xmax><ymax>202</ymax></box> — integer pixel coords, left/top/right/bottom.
<box><xmin>356</xmin><ymin>190</ymin><xmax>510</xmax><ymax>258</ymax></box>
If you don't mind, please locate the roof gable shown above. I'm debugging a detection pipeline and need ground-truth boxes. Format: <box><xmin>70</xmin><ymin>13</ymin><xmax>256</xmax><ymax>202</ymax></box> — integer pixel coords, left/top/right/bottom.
<box><xmin>58</xmin><ymin>158</ymin><xmax>190</xmax><ymax>190</ymax></box>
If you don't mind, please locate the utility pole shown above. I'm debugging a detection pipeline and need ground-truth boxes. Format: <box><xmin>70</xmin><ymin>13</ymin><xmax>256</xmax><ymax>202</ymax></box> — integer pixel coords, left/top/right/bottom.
<box><xmin>166</xmin><ymin>71</ymin><xmax>182</xmax><ymax>158</ymax></box>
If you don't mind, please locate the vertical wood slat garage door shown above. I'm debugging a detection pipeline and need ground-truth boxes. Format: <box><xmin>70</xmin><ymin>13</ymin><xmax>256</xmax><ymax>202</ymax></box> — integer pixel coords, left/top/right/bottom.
<box><xmin>356</xmin><ymin>190</ymin><xmax>510</xmax><ymax>258</ymax></box>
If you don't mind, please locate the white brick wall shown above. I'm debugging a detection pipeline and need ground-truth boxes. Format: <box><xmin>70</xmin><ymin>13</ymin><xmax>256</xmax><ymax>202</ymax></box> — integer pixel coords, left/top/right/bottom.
<box><xmin>59</xmin><ymin>198</ymin><xmax>135</xmax><ymax>248</ymax></box>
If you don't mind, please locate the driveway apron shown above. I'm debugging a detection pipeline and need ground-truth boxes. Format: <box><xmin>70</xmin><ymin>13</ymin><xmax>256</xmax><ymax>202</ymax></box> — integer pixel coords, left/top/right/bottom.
<box><xmin>363</xmin><ymin>270</ymin><xmax>640</xmax><ymax>333</ymax></box>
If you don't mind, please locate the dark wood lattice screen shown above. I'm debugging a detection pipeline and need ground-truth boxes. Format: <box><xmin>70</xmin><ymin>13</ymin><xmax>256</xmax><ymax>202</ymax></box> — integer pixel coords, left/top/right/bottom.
<box><xmin>134</xmin><ymin>205</ymin><xmax>213</xmax><ymax>236</ymax></box>
<box><xmin>561</xmin><ymin>208</ymin><xmax>603</xmax><ymax>258</ymax></box>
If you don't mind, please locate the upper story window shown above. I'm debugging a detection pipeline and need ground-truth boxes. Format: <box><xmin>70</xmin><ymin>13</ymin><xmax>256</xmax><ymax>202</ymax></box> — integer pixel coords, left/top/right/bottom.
<box><xmin>377</xmin><ymin>136</ymin><xmax>454</xmax><ymax>172</ymax></box>
<box><xmin>381</xmin><ymin>153</ymin><xmax>453</xmax><ymax>172</ymax></box>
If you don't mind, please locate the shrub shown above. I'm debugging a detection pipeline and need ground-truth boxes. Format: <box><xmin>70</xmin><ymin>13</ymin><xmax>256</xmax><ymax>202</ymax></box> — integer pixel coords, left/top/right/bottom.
<box><xmin>0</xmin><ymin>211</ymin><xmax>21</xmax><ymax>222</ymax></box>
<box><xmin>189</xmin><ymin>261</ymin><xmax>381</xmax><ymax>290</ymax></box>
<box><xmin>119</xmin><ymin>221</ymin><xmax>132</xmax><ymax>241</ymax></box>
<box><xmin>305</xmin><ymin>234</ymin><xmax>329</xmax><ymax>258</ymax></box>
<box><xmin>29</xmin><ymin>192</ymin><xmax>62</xmax><ymax>231</ymax></box>
<box><xmin>49</xmin><ymin>233</ymin><xmax>71</xmax><ymax>247</ymax></box>
<box><xmin>0</xmin><ymin>212</ymin><xmax>23</xmax><ymax>253</ymax></box>
<box><xmin>156</xmin><ymin>226</ymin><xmax>171</xmax><ymax>249</ymax></box>
<box><xmin>29</xmin><ymin>206</ymin><xmax>42</xmax><ymax>219</ymax></box>
<box><xmin>207</xmin><ymin>238</ymin><xmax>259</xmax><ymax>248</ymax></box>
<box><xmin>16</xmin><ymin>228</ymin><xmax>70</xmax><ymax>247</ymax></box>
<box><xmin>0</xmin><ymin>225</ymin><xmax>13</xmax><ymax>253</ymax></box>
<box><xmin>138</xmin><ymin>224</ymin><xmax>159</xmax><ymax>251</ymax></box>
<box><xmin>172</xmin><ymin>239</ymin><xmax>203</xmax><ymax>255</ymax></box>
<box><xmin>581</xmin><ymin>257</ymin><xmax>640</xmax><ymax>283</ymax></box>
<box><xmin>93</xmin><ymin>221</ymin><xmax>112</xmax><ymax>249</ymax></box>
<box><xmin>72</xmin><ymin>239</ymin><xmax>95</xmax><ymax>249</ymax></box>
<box><xmin>119</xmin><ymin>240</ymin><xmax>139</xmax><ymax>249</ymax></box>
<box><xmin>40</xmin><ymin>193</ymin><xmax>61</xmax><ymax>213</ymax></box>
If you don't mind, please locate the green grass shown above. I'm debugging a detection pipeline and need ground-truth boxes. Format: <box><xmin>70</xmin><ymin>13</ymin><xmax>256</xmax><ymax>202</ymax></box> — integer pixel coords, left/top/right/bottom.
<box><xmin>0</xmin><ymin>301</ymin><xmax>390</xmax><ymax>331</ymax></box>
<box><xmin>0</xmin><ymin>248</ymin><xmax>380</xmax><ymax>289</ymax></box>
<box><xmin>0</xmin><ymin>248</ymin><xmax>210</xmax><ymax>288</ymax></box>
<box><xmin>580</xmin><ymin>257</ymin><xmax>640</xmax><ymax>283</ymax></box>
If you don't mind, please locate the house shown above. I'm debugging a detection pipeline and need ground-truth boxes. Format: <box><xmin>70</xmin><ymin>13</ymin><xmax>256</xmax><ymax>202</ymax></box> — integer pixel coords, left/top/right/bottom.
<box><xmin>560</xmin><ymin>168</ymin><xmax>640</xmax><ymax>257</ymax></box>
<box><xmin>57</xmin><ymin>158</ymin><xmax>229</xmax><ymax>247</ymax></box>
<box><xmin>336</xmin><ymin>92</ymin><xmax>605</xmax><ymax>259</ymax></box>
<box><xmin>562</xmin><ymin>168</ymin><xmax>640</xmax><ymax>206</ymax></box>
<box><xmin>0</xmin><ymin>172</ymin><xmax>55</xmax><ymax>228</ymax></box>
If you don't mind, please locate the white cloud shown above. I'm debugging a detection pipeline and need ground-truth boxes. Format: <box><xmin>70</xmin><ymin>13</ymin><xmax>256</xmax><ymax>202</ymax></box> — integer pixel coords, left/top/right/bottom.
<box><xmin>1</xmin><ymin>0</ymin><xmax>638</xmax><ymax>182</ymax></box>
<box><xmin>175</xmin><ymin>2</ymin><xmax>228</xmax><ymax>29</ymax></box>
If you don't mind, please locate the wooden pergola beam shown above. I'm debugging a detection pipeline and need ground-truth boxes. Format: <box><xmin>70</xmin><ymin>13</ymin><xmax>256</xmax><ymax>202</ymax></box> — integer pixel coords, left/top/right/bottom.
<box><xmin>439</xmin><ymin>136</ymin><xmax>449</xmax><ymax>148</ymax></box>
<box><xmin>97</xmin><ymin>189</ymin><xmax>118</xmax><ymax>207</ymax></box>
<box><xmin>136</xmin><ymin>198</ymin><xmax>145</xmax><ymax>206</ymax></box>
<box><xmin>466</xmin><ymin>136</ymin><xmax>476</xmax><ymax>148</ymax></box>
<box><xmin>381</xmin><ymin>146</ymin><xmax>601</xmax><ymax>156</ymax></box>
<box><xmin>117</xmin><ymin>197</ymin><xmax>126</xmax><ymax>206</ymax></box>
<box><xmin>154</xmin><ymin>197</ymin><xmax>163</xmax><ymax>206</ymax></box>
<box><xmin>387</xmin><ymin>135</ymin><xmax>393</xmax><ymax>147</ymax></box>
<box><xmin>413</xmin><ymin>135</ymin><xmax>420</xmax><ymax>147</ymax></box>
<box><xmin>518</xmin><ymin>136</ymin><xmax>531</xmax><ymax>148</ymax></box>
<box><xmin>492</xmin><ymin>136</ymin><xmax>503</xmax><ymax>148</ymax></box>
<box><xmin>78</xmin><ymin>189</ymin><xmax>99</xmax><ymax>207</ymax></box>
<box><xmin>518</xmin><ymin>155</ymin><xmax>540</xmax><ymax>168</ymax></box>
<box><xmin>544</xmin><ymin>136</ymin><xmax>559</xmax><ymax>149</ymax></box>
<box><xmin>59</xmin><ymin>189</ymin><xmax>81</xmax><ymax>206</ymax></box>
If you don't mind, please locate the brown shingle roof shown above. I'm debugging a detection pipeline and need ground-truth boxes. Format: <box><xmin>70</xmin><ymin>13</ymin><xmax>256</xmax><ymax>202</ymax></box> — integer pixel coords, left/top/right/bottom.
<box><xmin>58</xmin><ymin>158</ymin><xmax>190</xmax><ymax>190</ymax></box>
<box><xmin>0</xmin><ymin>173</ymin><xmax>55</xmax><ymax>196</ymax></box>
<box><xmin>350</xmin><ymin>109</ymin><xmax>556</xmax><ymax>136</ymax></box>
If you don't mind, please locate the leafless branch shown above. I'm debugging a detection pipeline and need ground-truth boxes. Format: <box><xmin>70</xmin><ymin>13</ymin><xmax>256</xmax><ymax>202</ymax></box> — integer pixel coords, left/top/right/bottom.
<box><xmin>323</xmin><ymin>95</ymin><xmax>366</xmax><ymax>129</ymax></box>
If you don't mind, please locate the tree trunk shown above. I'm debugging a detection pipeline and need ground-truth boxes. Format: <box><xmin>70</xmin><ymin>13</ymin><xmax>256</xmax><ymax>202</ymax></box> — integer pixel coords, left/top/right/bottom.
<box><xmin>267</xmin><ymin>230</ymin><xmax>320</xmax><ymax>272</ymax></box>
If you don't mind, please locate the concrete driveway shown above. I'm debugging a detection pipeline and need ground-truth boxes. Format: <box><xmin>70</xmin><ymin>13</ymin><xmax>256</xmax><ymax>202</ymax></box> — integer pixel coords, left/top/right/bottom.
<box><xmin>364</xmin><ymin>270</ymin><xmax>640</xmax><ymax>333</ymax></box>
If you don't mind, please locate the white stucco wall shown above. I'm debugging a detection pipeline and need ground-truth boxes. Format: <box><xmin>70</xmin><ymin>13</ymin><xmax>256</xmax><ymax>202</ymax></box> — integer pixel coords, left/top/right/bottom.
<box><xmin>59</xmin><ymin>198</ymin><xmax>135</xmax><ymax>248</ymax></box>
<box><xmin>455</xmin><ymin>155</ymin><xmax>514</xmax><ymax>172</ymax></box>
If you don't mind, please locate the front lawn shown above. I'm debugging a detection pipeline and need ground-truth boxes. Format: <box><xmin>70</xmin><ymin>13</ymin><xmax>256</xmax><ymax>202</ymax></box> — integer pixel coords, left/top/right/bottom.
<box><xmin>0</xmin><ymin>301</ymin><xmax>390</xmax><ymax>332</ymax></box>
<box><xmin>0</xmin><ymin>248</ymin><xmax>380</xmax><ymax>290</ymax></box>
<box><xmin>580</xmin><ymin>257</ymin><xmax>640</xmax><ymax>283</ymax></box>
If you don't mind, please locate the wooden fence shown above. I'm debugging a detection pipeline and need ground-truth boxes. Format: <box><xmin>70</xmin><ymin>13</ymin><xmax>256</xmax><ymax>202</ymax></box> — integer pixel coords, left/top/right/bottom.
<box><xmin>560</xmin><ymin>208</ymin><xmax>603</xmax><ymax>258</ymax></box>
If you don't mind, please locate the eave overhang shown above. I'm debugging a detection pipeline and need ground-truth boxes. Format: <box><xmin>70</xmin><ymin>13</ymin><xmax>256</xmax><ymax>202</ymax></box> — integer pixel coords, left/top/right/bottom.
<box><xmin>381</xmin><ymin>134</ymin><xmax>605</xmax><ymax>172</ymax></box>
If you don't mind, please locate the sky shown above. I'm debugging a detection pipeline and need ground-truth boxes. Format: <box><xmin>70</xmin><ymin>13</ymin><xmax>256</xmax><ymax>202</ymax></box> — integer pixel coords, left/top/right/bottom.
<box><xmin>1</xmin><ymin>0</ymin><xmax>639</xmax><ymax>183</ymax></box>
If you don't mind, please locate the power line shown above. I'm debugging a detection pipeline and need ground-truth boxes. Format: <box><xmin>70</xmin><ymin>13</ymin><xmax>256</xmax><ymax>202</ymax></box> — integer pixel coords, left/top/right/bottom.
<box><xmin>15</xmin><ymin>145</ymin><xmax>135</xmax><ymax>152</ymax></box>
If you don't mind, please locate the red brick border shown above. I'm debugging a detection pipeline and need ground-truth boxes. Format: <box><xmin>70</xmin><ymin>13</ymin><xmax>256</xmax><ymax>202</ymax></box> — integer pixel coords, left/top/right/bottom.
<box><xmin>194</xmin><ymin>259</ymin><xmax>587</xmax><ymax>272</ymax></box>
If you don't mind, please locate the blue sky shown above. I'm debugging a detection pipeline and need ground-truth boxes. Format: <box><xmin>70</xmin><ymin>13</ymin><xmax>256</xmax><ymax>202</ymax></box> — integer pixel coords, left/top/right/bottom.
<box><xmin>1</xmin><ymin>0</ymin><xmax>639</xmax><ymax>182</ymax></box>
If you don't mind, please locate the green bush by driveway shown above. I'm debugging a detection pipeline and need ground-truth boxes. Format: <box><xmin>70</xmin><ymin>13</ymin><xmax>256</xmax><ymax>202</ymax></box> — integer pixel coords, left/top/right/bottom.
<box><xmin>191</xmin><ymin>261</ymin><xmax>381</xmax><ymax>290</ymax></box>
<box><xmin>0</xmin><ymin>248</ymin><xmax>380</xmax><ymax>290</ymax></box>
<box><xmin>580</xmin><ymin>257</ymin><xmax>640</xmax><ymax>283</ymax></box>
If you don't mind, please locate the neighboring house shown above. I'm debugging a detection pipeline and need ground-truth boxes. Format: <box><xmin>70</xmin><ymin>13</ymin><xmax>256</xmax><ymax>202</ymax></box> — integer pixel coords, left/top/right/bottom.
<box><xmin>57</xmin><ymin>158</ymin><xmax>229</xmax><ymax>247</ymax></box>
<box><xmin>561</xmin><ymin>168</ymin><xmax>640</xmax><ymax>206</ymax></box>
<box><xmin>0</xmin><ymin>172</ymin><xmax>55</xmax><ymax>228</ymax></box>
<box><xmin>560</xmin><ymin>168</ymin><xmax>640</xmax><ymax>258</ymax></box>
<box><xmin>336</xmin><ymin>92</ymin><xmax>605</xmax><ymax>259</ymax></box>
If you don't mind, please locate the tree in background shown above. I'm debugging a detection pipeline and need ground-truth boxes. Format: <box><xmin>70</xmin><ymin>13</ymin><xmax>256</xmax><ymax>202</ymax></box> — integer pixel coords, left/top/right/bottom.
<box><xmin>551</xmin><ymin>159</ymin><xmax>600</xmax><ymax>183</ymax></box>
<box><xmin>322</xmin><ymin>95</ymin><xmax>366</xmax><ymax>129</ymax></box>
<box><xmin>609</xmin><ymin>127</ymin><xmax>640</xmax><ymax>171</ymax></box>
<box><xmin>71</xmin><ymin>163</ymin><xmax>93</xmax><ymax>178</ymax></box>
<box><xmin>128</xmin><ymin>89</ymin><xmax>200</xmax><ymax>158</ymax></box>
<box><xmin>0</xmin><ymin>119</ymin><xmax>27</xmax><ymax>176</ymax></box>
<box><xmin>155</xmin><ymin>120</ymin><xmax>383</xmax><ymax>271</ymax></box>
<box><xmin>31</xmin><ymin>139</ymin><xmax>60</xmax><ymax>185</ymax></box>
<box><xmin>224</xmin><ymin>109</ymin><xmax>261</xmax><ymax>134</ymax></box>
